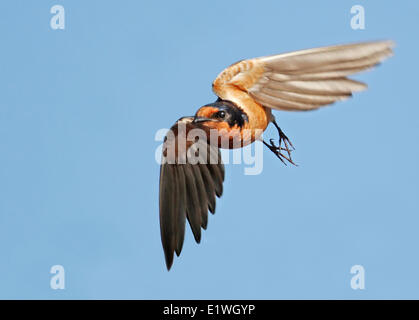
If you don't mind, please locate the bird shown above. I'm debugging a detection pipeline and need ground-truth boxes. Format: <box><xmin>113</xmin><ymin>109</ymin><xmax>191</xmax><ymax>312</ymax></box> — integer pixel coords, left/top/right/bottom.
<box><xmin>159</xmin><ymin>40</ymin><xmax>394</xmax><ymax>270</ymax></box>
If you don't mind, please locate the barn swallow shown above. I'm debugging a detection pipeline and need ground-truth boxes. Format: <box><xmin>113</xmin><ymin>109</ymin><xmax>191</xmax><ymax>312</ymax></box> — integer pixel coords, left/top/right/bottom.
<box><xmin>159</xmin><ymin>40</ymin><xmax>394</xmax><ymax>270</ymax></box>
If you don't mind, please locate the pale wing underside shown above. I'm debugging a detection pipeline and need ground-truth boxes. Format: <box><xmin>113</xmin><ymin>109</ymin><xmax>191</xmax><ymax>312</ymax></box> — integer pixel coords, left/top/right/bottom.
<box><xmin>213</xmin><ymin>41</ymin><xmax>394</xmax><ymax>111</ymax></box>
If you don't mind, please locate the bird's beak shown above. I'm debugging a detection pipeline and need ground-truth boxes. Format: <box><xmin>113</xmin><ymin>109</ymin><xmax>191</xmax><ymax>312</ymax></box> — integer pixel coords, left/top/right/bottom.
<box><xmin>192</xmin><ymin>116</ymin><xmax>214</xmax><ymax>124</ymax></box>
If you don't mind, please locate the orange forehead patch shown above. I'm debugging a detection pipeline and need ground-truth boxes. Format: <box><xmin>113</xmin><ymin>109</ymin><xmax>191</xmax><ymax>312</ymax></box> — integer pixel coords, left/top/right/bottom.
<box><xmin>196</xmin><ymin>106</ymin><xmax>219</xmax><ymax>118</ymax></box>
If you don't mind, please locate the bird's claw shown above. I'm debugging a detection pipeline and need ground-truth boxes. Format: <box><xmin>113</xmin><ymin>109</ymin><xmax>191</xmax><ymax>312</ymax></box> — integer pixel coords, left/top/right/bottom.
<box><xmin>264</xmin><ymin>121</ymin><xmax>297</xmax><ymax>166</ymax></box>
<box><xmin>264</xmin><ymin>138</ymin><xmax>296</xmax><ymax>166</ymax></box>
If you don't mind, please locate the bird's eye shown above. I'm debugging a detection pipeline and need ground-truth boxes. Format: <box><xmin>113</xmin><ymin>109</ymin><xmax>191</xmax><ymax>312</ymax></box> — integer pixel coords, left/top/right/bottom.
<box><xmin>215</xmin><ymin>111</ymin><xmax>226</xmax><ymax>119</ymax></box>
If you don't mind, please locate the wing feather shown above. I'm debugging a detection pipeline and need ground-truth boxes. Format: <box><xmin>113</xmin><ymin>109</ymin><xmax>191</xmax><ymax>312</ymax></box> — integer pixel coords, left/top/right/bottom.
<box><xmin>212</xmin><ymin>40</ymin><xmax>394</xmax><ymax>112</ymax></box>
<box><xmin>198</xmin><ymin>164</ymin><xmax>216</xmax><ymax>213</ymax></box>
<box><xmin>261</xmin><ymin>78</ymin><xmax>366</xmax><ymax>95</ymax></box>
<box><xmin>159</xmin><ymin>164</ymin><xmax>176</xmax><ymax>269</ymax></box>
<box><xmin>183</xmin><ymin>163</ymin><xmax>202</xmax><ymax>243</ymax></box>
<box><xmin>191</xmin><ymin>164</ymin><xmax>209</xmax><ymax>230</ymax></box>
<box><xmin>159</xmin><ymin>118</ymin><xmax>225</xmax><ymax>270</ymax></box>
<box><xmin>260</xmin><ymin>87</ymin><xmax>350</xmax><ymax>105</ymax></box>
<box><xmin>174</xmin><ymin>165</ymin><xmax>187</xmax><ymax>256</ymax></box>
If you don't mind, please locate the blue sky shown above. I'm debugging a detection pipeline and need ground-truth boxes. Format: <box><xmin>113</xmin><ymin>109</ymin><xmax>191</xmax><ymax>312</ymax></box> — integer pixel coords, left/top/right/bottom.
<box><xmin>0</xmin><ymin>0</ymin><xmax>418</xmax><ymax>299</ymax></box>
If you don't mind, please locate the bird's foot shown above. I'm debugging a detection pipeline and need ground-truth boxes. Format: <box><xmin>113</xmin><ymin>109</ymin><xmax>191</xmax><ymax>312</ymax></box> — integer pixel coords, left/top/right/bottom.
<box><xmin>263</xmin><ymin>120</ymin><xmax>297</xmax><ymax>166</ymax></box>
<box><xmin>263</xmin><ymin>138</ymin><xmax>297</xmax><ymax>166</ymax></box>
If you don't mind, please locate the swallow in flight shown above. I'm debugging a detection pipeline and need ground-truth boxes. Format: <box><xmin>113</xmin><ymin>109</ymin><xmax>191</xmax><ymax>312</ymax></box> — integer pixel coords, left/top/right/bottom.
<box><xmin>159</xmin><ymin>40</ymin><xmax>394</xmax><ymax>270</ymax></box>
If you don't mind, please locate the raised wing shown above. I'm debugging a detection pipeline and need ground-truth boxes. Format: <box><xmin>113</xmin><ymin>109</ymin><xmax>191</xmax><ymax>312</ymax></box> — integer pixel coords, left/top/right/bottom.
<box><xmin>213</xmin><ymin>41</ymin><xmax>394</xmax><ymax>111</ymax></box>
<box><xmin>159</xmin><ymin>117</ymin><xmax>225</xmax><ymax>270</ymax></box>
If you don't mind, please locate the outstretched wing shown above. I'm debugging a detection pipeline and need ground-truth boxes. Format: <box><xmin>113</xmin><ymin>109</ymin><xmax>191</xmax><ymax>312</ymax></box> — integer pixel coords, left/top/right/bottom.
<box><xmin>159</xmin><ymin>117</ymin><xmax>225</xmax><ymax>270</ymax></box>
<box><xmin>213</xmin><ymin>41</ymin><xmax>394</xmax><ymax>111</ymax></box>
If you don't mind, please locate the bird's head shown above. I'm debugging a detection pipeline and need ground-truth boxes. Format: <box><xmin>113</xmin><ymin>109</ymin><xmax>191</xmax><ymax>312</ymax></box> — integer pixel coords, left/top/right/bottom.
<box><xmin>192</xmin><ymin>100</ymin><xmax>248</xmax><ymax>131</ymax></box>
